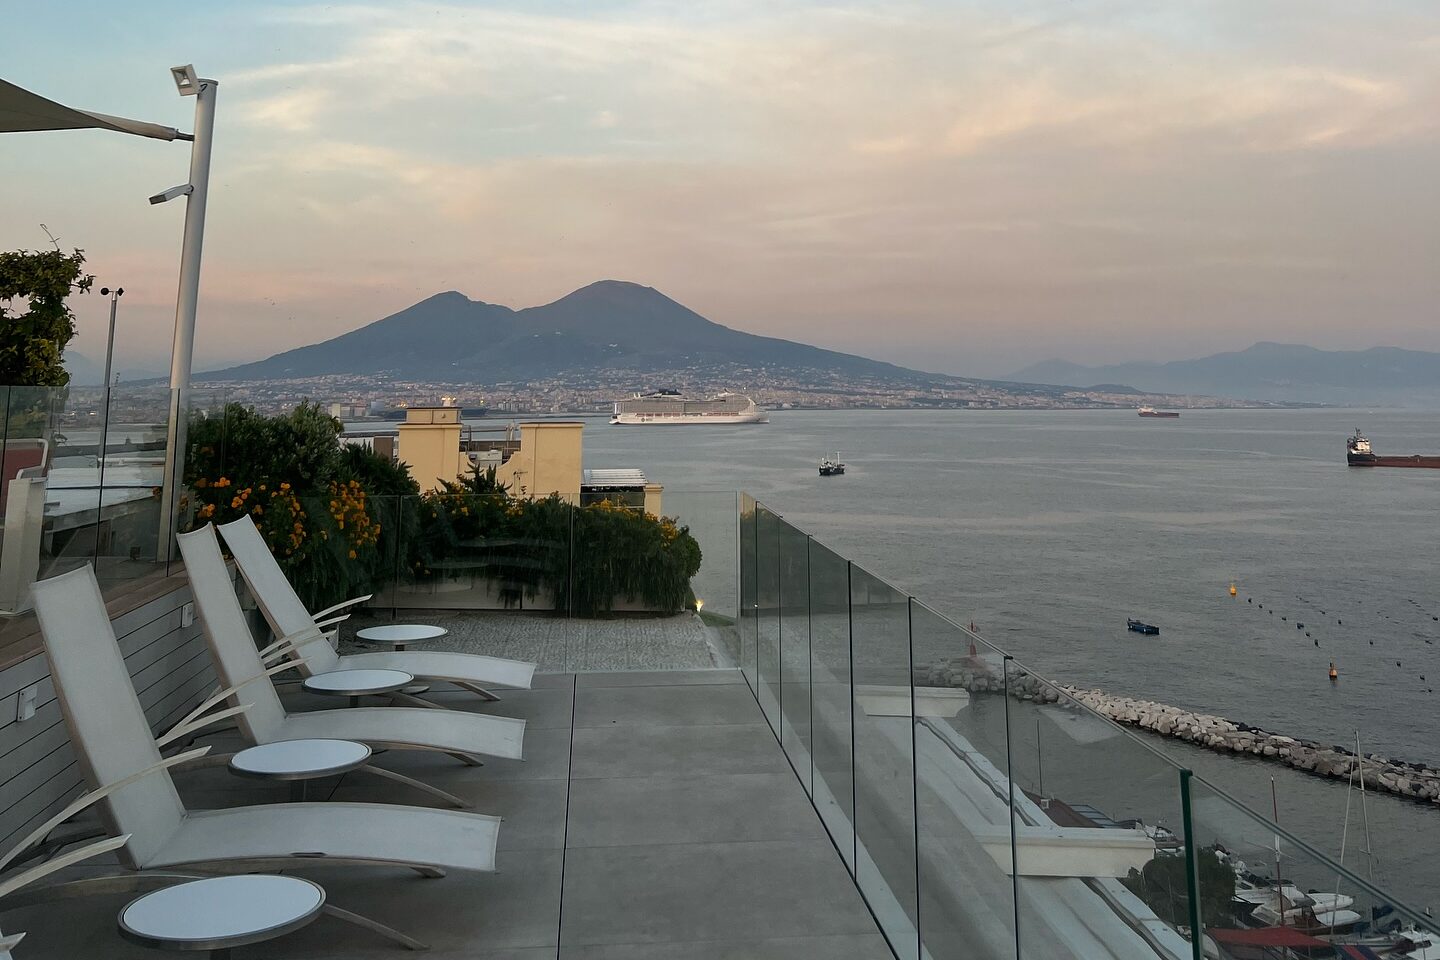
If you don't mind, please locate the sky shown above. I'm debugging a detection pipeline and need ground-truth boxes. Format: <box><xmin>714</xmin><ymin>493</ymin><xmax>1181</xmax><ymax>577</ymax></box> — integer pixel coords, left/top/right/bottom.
<box><xmin>3</xmin><ymin>0</ymin><xmax>1440</xmax><ymax>379</ymax></box>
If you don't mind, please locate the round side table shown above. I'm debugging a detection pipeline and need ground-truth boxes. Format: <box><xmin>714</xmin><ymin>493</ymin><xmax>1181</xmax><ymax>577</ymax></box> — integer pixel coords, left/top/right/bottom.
<box><xmin>118</xmin><ymin>874</ymin><xmax>325</xmax><ymax>958</ymax></box>
<box><xmin>354</xmin><ymin>623</ymin><xmax>448</xmax><ymax>652</ymax></box>
<box><xmin>302</xmin><ymin>668</ymin><xmax>414</xmax><ymax>708</ymax></box>
<box><xmin>228</xmin><ymin>738</ymin><xmax>371</xmax><ymax>801</ymax></box>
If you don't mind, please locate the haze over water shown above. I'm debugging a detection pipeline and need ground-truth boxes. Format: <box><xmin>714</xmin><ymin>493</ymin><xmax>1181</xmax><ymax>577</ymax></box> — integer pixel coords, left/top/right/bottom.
<box><xmin>587</xmin><ymin>407</ymin><xmax>1440</xmax><ymax>909</ymax></box>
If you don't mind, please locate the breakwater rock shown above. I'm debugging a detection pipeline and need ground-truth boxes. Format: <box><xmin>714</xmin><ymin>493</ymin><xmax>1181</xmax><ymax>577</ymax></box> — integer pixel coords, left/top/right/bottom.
<box><xmin>914</xmin><ymin>657</ymin><xmax>1440</xmax><ymax>807</ymax></box>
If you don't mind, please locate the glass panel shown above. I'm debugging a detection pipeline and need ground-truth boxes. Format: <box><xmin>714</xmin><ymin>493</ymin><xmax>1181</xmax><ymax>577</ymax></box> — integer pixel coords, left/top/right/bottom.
<box><xmin>754</xmin><ymin>502</ymin><xmax>782</xmax><ymax>730</ymax></box>
<box><xmin>910</xmin><ymin>601</ymin><xmax>1016</xmax><ymax>959</ymax></box>
<box><xmin>738</xmin><ymin>492</ymin><xmax>758</xmax><ymax>689</ymax></box>
<box><xmin>1189</xmin><ymin>772</ymin><xmax>1440</xmax><ymax>956</ymax></box>
<box><xmin>808</xmin><ymin>537</ymin><xmax>854</xmax><ymax>871</ymax></box>
<box><xmin>1005</xmin><ymin>657</ymin><xmax>1196</xmax><ymax>960</ymax></box>
<box><xmin>777</xmin><ymin>516</ymin><xmax>812</xmax><ymax>791</ymax></box>
<box><xmin>850</xmin><ymin>564</ymin><xmax>919</xmax><ymax>960</ymax></box>
<box><xmin>93</xmin><ymin>383</ymin><xmax>174</xmax><ymax>584</ymax></box>
<box><xmin>0</xmin><ymin>388</ymin><xmax>88</xmax><ymax>602</ymax></box>
<box><xmin>658</xmin><ymin>489</ymin><xmax>740</xmax><ymax>667</ymax></box>
<box><xmin>402</xmin><ymin>493</ymin><xmax>564</xmax><ymax>612</ymax></box>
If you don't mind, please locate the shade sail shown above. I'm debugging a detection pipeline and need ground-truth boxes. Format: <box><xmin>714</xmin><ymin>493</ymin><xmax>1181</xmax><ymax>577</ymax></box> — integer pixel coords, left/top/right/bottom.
<box><xmin>0</xmin><ymin>78</ymin><xmax>180</xmax><ymax>141</ymax></box>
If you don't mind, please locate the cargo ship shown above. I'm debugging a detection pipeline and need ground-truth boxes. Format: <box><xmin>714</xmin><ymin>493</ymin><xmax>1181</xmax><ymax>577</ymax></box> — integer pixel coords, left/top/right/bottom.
<box><xmin>1137</xmin><ymin>406</ymin><xmax>1180</xmax><ymax>418</ymax></box>
<box><xmin>610</xmin><ymin>391</ymin><xmax>768</xmax><ymax>425</ymax></box>
<box><xmin>1346</xmin><ymin>429</ymin><xmax>1440</xmax><ymax>468</ymax></box>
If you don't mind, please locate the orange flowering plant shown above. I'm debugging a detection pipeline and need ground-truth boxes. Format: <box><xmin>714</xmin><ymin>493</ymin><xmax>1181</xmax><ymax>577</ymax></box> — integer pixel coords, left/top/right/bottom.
<box><xmin>184</xmin><ymin>402</ymin><xmax>409</xmax><ymax>609</ymax></box>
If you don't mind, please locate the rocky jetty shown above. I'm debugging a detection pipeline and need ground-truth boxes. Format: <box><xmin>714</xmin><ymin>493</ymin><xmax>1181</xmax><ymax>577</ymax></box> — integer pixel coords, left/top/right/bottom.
<box><xmin>914</xmin><ymin>656</ymin><xmax>1440</xmax><ymax>807</ymax></box>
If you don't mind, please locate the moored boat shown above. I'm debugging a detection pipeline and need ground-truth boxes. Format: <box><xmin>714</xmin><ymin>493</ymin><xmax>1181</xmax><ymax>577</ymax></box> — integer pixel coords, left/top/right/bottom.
<box><xmin>1138</xmin><ymin>406</ymin><xmax>1180</xmax><ymax>418</ymax></box>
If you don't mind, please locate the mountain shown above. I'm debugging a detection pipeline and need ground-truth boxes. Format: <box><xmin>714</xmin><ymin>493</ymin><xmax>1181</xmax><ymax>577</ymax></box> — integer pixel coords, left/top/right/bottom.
<box><xmin>201</xmin><ymin>280</ymin><xmax>941</xmax><ymax>385</ymax></box>
<box><xmin>1006</xmin><ymin>343</ymin><xmax>1440</xmax><ymax>405</ymax></box>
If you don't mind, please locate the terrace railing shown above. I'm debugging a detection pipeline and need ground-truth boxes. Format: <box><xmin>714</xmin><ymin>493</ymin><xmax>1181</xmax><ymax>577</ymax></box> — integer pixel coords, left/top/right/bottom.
<box><xmin>739</xmin><ymin>495</ymin><xmax>1440</xmax><ymax>960</ymax></box>
<box><xmin>0</xmin><ymin>385</ymin><xmax>227</xmax><ymax>619</ymax></box>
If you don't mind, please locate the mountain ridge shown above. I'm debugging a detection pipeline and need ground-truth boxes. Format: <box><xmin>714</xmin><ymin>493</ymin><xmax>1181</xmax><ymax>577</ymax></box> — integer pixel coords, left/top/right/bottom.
<box><xmin>199</xmin><ymin>280</ymin><xmax>953</xmax><ymax>385</ymax></box>
<box><xmin>1006</xmin><ymin>342</ymin><xmax>1440</xmax><ymax>404</ymax></box>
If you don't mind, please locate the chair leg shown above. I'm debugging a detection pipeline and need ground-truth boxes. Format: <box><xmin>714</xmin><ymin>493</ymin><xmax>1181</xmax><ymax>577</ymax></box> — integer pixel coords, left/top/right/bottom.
<box><xmin>446</xmin><ymin>751</ymin><xmax>485</xmax><ymax>767</ymax></box>
<box><xmin>354</xmin><ymin>764</ymin><xmax>473</xmax><ymax>809</ymax></box>
<box><xmin>385</xmin><ymin>691</ymin><xmax>450</xmax><ymax>710</ymax></box>
<box><xmin>321</xmin><ymin>903</ymin><xmax>428</xmax><ymax>951</ymax></box>
<box><xmin>454</xmin><ymin>681</ymin><xmax>502</xmax><ymax>702</ymax></box>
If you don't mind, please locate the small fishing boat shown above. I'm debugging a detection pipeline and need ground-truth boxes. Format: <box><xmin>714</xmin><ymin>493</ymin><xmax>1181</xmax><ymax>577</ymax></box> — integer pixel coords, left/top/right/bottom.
<box><xmin>1127</xmin><ymin>618</ymin><xmax>1160</xmax><ymax>635</ymax></box>
<box><xmin>819</xmin><ymin>453</ymin><xmax>845</xmax><ymax>476</ymax></box>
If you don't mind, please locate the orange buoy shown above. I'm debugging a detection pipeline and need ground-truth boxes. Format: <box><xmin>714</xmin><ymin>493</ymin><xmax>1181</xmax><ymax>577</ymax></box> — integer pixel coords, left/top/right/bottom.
<box><xmin>1229</xmin><ymin>582</ymin><xmax>1238</xmax><ymax>597</ymax></box>
<box><xmin>1329</xmin><ymin>662</ymin><xmax>1339</xmax><ymax>681</ymax></box>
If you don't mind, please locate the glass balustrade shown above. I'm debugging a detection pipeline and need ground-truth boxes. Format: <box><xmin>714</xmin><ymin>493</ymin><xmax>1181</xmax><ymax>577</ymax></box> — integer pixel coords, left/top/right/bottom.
<box><xmin>739</xmin><ymin>496</ymin><xmax>1436</xmax><ymax>960</ymax></box>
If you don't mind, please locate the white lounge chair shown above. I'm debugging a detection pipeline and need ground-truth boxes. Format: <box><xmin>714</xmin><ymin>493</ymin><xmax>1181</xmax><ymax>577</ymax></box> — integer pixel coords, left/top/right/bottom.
<box><xmin>29</xmin><ymin>565</ymin><xmax>506</xmax><ymax>949</ymax></box>
<box><xmin>218</xmin><ymin>514</ymin><xmax>536</xmax><ymax>700</ymax></box>
<box><xmin>178</xmin><ymin>526</ymin><xmax>525</xmax><ymax>782</ymax></box>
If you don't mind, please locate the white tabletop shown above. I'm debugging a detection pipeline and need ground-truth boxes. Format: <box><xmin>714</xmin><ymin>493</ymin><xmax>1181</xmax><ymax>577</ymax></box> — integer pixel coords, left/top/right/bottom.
<box><xmin>302</xmin><ymin>668</ymin><xmax>414</xmax><ymax>696</ymax></box>
<box><xmin>230</xmin><ymin>739</ymin><xmax>371</xmax><ymax>779</ymax></box>
<box><xmin>120</xmin><ymin>875</ymin><xmax>324</xmax><ymax>948</ymax></box>
<box><xmin>355</xmin><ymin>624</ymin><xmax>448</xmax><ymax>644</ymax></box>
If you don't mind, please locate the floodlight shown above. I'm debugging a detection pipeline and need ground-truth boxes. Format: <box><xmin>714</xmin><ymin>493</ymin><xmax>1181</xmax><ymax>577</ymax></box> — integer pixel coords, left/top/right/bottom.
<box><xmin>148</xmin><ymin>183</ymin><xmax>194</xmax><ymax>205</ymax></box>
<box><xmin>170</xmin><ymin>64</ymin><xmax>199</xmax><ymax>96</ymax></box>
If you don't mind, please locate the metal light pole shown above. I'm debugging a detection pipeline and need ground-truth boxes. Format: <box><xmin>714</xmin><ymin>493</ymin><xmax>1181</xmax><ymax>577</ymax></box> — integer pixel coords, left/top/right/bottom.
<box><xmin>96</xmin><ymin>286</ymin><xmax>123</xmax><ymax>496</ymax></box>
<box><xmin>156</xmin><ymin>66</ymin><xmax>218</xmax><ymax>563</ymax></box>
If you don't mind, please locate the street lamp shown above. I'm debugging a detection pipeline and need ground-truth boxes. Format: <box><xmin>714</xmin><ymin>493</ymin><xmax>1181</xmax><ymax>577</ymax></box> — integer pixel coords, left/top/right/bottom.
<box><xmin>97</xmin><ymin>286</ymin><xmax>124</xmax><ymax>497</ymax></box>
<box><xmin>0</xmin><ymin>66</ymin><xmax>218</xmax><ymax>562</ymax></box>
<box><xmin>152</xmin><ymin>65</ymin><xmax>219</xmax><ymax>560</ymax></box>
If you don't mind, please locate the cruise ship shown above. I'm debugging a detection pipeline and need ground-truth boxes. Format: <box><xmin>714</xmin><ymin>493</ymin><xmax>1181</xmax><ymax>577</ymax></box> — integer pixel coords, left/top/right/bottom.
<box><xmin>610</xmin><ymin>391</ymin><xmax>768</xmax><ymax>425</ymax></box>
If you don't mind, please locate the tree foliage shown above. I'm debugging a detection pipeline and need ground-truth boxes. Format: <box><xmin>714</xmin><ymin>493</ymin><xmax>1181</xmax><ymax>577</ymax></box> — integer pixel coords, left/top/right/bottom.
<box><xmin>0</xmin><ymin>248</ymin><xmax>93</xmax><ymax>386</ymax></box>
<box><xmin>1121</xmin><ymin>847</ymin><xmax>1235</xmax><ymax>929</ymax></box>
<box><xmin>185</xmin><ymin>403</ymin><xmax>702</xmax><ymax>616</ymax></box>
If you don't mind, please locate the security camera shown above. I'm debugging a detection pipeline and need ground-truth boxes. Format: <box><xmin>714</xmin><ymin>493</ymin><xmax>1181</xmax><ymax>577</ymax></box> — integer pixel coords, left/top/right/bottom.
<box><xmin>149</xmin><ymin>184</ymin><xmax>194</xmax><ymax>205</ymax></box>
<box><xmin>171</xmin><ymin>64</ymin><xmax>199</xmax><ymax>96</ymax></box>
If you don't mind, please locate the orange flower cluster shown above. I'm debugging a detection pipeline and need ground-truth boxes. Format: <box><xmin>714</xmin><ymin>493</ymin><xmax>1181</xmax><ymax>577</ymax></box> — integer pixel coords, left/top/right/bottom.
<box><xmin>328</xmin><ymin>479</ymin><xmax>379</xmax><ymax>555</ymax></box>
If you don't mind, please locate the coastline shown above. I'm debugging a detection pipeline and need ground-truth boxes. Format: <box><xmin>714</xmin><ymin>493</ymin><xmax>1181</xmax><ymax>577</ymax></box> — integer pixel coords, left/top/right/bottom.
<box><xmin>918</xmin><ymin>656</ymin><xmax>1440</xmax><ymax>807</ymax></box>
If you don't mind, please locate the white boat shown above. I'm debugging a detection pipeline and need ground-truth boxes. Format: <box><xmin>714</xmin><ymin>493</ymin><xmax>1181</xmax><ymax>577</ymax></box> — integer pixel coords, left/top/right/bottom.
<box><xmin>610</xmin><ymin>390</ymin><xmax>768</xmax><ymax>425</ymax></box>
<box><xmin>1250</xmin><ymin>893</ymin><xmax>1362</xmax><ymax>932</ymax></box>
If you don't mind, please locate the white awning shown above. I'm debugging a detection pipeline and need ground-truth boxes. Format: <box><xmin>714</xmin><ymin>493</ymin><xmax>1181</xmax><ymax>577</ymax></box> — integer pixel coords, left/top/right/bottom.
<box><xmin>582</xmin><ymin>468</ymin><xmax>650</xmax><ymax>489</ymax></box>
<box><xmin>0</xmin><ymin>78</ymin><xmax>181</xmax><ymax>141</ymax></box>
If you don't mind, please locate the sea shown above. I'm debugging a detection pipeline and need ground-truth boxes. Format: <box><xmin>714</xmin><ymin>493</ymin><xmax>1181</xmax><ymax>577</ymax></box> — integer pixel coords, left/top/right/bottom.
<box><xmin>582</xmin><ymin>407</ymin><xmax>1440</xmax><ymax>915</ymax></box>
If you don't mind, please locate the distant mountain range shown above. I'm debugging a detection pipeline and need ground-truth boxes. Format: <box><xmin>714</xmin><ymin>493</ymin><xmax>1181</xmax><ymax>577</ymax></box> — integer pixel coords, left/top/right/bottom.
<box><xmin>201</xmin><ymin>280</ymin><xmax>946</xmax><ymax>386</ymax></box>
<box><xmin>1007</xmin><ymin>342</ymin><xmax>1440</xmax><ymax>405</ymax></box>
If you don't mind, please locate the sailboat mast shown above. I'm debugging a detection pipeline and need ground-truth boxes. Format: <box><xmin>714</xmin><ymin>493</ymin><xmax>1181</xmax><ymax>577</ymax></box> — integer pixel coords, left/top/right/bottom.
<box><xmin>1357</xmin><ymin>732</ymin><xmax>1375</xmax><ymax>884</ymax></box>
<box><xmin>1271</xmin><ymin>777</ymin><xmax>1287</xmax><ymax>924</ymax></box>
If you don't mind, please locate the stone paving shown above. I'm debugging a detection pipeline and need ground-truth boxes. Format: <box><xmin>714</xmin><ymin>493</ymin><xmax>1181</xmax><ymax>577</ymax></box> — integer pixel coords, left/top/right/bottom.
<box><xmin>341</xmin><ymin>609</ymin><xmax>740</xmax><ymax>673</ymax></box>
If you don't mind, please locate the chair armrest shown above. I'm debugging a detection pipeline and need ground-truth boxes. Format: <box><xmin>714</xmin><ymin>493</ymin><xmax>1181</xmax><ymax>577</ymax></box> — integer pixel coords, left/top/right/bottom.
<box><xmin>311</xmin><ymin>593</ymin><xmax>373</xmax><ymax>621</ymax></box>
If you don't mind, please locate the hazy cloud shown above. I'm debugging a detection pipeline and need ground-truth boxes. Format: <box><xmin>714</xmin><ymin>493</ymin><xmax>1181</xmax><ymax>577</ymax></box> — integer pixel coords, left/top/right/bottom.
<box><xmin>4</xmin><ymin>0</ymin><xmax>1439</xmax><ymax>376</ymax></box>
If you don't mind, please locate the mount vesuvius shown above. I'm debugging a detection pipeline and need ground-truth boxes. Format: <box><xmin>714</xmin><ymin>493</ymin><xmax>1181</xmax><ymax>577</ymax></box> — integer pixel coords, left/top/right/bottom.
<box><xmin>201</xmin><ymin>281</ymin><xmax>946</xmax><ymax>385</ymax></box>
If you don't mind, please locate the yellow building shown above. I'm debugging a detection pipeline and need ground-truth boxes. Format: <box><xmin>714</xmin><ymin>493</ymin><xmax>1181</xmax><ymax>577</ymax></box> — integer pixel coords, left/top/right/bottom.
<box><xmin>395</xmin><ymin>406</ymin><xmax>464</xmax><ymax>493</ymax></box>
<box><xmin>395</xmin><ymin>411</ymin><xmax>662</xmax><ymax>512</ymax></box>
<box><xmin>493</xmin><ymin>421</ymin><xmax>584</xmax><ymax>503</ymax></box>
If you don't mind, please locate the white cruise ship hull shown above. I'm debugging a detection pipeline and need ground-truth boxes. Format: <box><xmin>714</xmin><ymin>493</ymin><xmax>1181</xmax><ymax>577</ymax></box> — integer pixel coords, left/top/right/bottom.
<box><xmin>610</xmin><ymin>411</ymin><xmax>769</xmax><ymax>425</ymax></box>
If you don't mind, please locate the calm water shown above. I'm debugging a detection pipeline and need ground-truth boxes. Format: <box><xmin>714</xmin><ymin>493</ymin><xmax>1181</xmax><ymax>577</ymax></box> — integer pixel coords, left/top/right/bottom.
<box><xmin>585</xmin><ymin>408</ymin><xmax>1440</xmax><ymax>910</ymax></box>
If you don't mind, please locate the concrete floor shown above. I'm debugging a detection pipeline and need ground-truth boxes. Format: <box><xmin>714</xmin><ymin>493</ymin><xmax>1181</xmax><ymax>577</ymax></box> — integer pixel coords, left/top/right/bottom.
<box><xmin>2</xmin><ymin>669</ymin><xmax>892</xmax><ymax>959</ymax></box>
<box><xmin>341</xmin><ymin>610</ymin><xmax>738</xmax><ymax>673</ymax></box>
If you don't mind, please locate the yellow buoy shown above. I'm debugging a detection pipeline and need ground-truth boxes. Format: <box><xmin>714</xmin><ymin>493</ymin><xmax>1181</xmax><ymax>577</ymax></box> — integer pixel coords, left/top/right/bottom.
<box><xmin>1229</xmin><ymin>582</ymin><xmax>1238</xmax><ymax>597</ymax></box>
<box><xmin>1329</xmin><ymin>661</ymin><xmax>1338</xmax><ymax>681</ymax></box>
